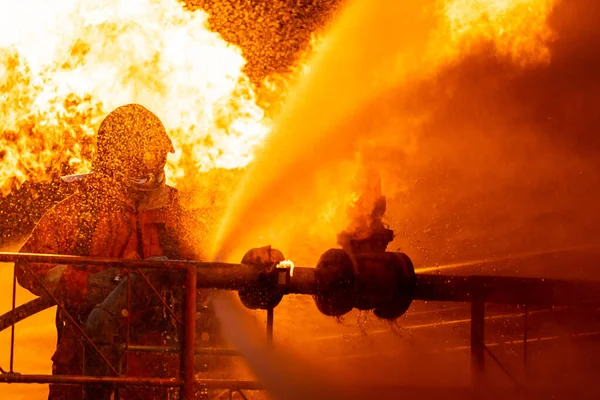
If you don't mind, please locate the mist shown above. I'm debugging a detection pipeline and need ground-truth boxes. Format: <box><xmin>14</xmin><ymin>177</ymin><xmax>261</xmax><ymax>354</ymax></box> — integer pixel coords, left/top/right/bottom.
<box><xmin>211</xmin><ymin>0</ymin><xmax>600</xmax><ymax>276</ymax></box>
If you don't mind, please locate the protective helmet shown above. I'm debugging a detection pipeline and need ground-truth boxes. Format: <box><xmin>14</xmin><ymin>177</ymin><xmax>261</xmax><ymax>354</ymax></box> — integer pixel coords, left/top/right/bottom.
<box><xmin>93</xmin><ymin>104</ymin><xmax>174</xmax><ymax>191</ymax></box>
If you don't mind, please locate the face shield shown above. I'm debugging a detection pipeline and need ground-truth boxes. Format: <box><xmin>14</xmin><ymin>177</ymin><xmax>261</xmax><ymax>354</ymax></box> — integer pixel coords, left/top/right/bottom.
<box><xmin>119</xmin><ymin>171</ymin><xmax>167</xmax><ymax>192</ymax></box>
<box><xmin>119</xmin><ymin>146</ymin><xmax>174</xmax><ymax>192</ymax></box>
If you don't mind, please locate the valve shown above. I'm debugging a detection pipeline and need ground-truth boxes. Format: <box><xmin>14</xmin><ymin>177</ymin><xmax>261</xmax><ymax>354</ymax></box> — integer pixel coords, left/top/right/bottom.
<box><xmin>313</xmin><ymin>249</ymin><xmax>354</xmax><ymax>317</ymax></box>
<box><xmin>313</xmin><ymin>249</ymin><xmax>415</xmax><ymax>320</ymax></box>
<box><xmin>238</xmin><ymin>246</ymin><xmax>286</xmax><ymax>310</ymax></box>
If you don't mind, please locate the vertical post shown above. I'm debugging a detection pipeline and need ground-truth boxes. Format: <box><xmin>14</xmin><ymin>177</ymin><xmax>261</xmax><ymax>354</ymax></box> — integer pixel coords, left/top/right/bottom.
<box><xmin>81</xmin><ymin>331</ymin><xmax>85</xmax><ymax>399</ymax></box>
<box><xmin>125</xmin><ymin>271</ymin><xmax>131</xmax><ymax>371</ymax></box>
<box><xmin>523</xmin><ymin>305</ymin><xmax>528</xmax><ymax>370</ymax></box>
<box><xmin>182</xmin><ymin>266</ymin><xmax>197</xmax><ymax>400</ymax></box>
<box><xmin>10</xmin><ymin>267</ymin><xmax>17</xmax><ymax>373</ymax></box>
<box><xmin>471</xmin><ymin>299</ymin><xmax>485</xmax><ymax>387</ymax></box>
<box><xmin>266</xmin><ymin>308</ymin><xmax>274</xmax><ymax>346</ymax></box>
<box><xmin>117</xmin><ymin>272</ymin><xmax>132</xmax><ymax>400</ymax></box>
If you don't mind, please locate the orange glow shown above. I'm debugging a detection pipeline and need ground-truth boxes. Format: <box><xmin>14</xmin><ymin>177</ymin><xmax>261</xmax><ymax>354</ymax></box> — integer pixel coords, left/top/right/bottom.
<box><xmin>439</xmin><ymin>0</ymin><xmax>557</xmax><ymax>64</ymax></box>
<box><xmin>0</xmin><ymin>1</ymin><xmax>564</xmax><ymax>396</ymax></box>
<box><xmin>211</xmin><ymin>0</ymin><xmax>558</xmax><ymax>264</ymax></box>
<box><xmin>0</xmin><ymin>0</ymin><xmax>557</xmax><ymax>199</ymax></box>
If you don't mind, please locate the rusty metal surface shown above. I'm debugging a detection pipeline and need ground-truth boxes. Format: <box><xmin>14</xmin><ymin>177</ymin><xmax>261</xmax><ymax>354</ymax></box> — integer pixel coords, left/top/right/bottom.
<box><xmin>0</xmin><ymin>373</ymin><xmax>182</xmax><ymax>386</ymax></box>
<box><xmin>182</xmin><ymin>265</ymin><xmax>198</xmax><ymax>399</ymax></box>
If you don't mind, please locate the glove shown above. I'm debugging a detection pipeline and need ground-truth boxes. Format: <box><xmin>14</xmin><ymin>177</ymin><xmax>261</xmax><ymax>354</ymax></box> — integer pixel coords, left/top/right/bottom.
<box><xmin>241</xmin><ymin>246</ymin><xmax>285</xmax><ymax>267</ymax></box>
<box><xmin>146</xmin><ymin>256</ymin><xmax>169</xmax><ymax>262</ymax></box>
<box><xmin>38</xmin><ymin>265</ymin><xmax>88</xmax><ymax>309</ymax></box>
<box><xmin>142</xmin><ymin>255</ymin><xmax>170</xmax><ymax>282</ymax></box>
<box><xmin>44</xmin><ymin>265</ymin><xmax>67</xmax><ymax>293</ymax></box>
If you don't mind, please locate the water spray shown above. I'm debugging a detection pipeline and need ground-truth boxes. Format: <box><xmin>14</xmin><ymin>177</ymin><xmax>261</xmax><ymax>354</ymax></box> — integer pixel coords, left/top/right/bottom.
<box><xmin>3</xmin><ymin>243</ymin><xmax>600</xmax><ymax>399</ymax></box>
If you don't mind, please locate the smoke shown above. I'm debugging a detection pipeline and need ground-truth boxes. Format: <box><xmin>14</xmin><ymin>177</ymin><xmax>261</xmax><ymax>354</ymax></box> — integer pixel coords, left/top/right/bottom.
<box><xmin>375</xmin><ymin>0</ymin><xmax>600</xmax><ymax>269</ymax></box>
<box><xmin>211</xmin><ymin>0</ymin><xmax>449</xmax><ymax>263</ymax></box>
<box><xmin>211</xmin><ymin>0</ymin><xmax>576</xmax><ymax>267</ymax></box>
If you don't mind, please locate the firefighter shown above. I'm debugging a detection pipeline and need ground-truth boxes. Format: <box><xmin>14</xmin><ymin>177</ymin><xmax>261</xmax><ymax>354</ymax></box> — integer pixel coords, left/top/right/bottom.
<box><xmin>15</xmin><ymin>103</ymin><xmax>200</xmax><ymax>400</ymax></box>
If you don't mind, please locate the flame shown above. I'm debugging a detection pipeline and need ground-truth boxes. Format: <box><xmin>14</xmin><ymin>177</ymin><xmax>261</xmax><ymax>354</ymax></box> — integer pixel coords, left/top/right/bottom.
<box><xmin>0</xmin><ymin>0</ymin><xmax>270</xmax><ymax>195</ymax></box>
<box><xmin>329</xmin><ymin>0</ymin><xmax>560</xmax><ymax>246</ymax></box>
<box><xmin>0</xmin><ymin>0</ymin><xmax>559</xmax><ymax>241</ymax></box>
<box><xmin>0</xmin><ymin>2</ymin><xmax>570</xmax><ymax>396</ymax></box>
<box><xmin>0</xmin><ymin>0</ymin><xmax>556</xmax><ymax>197</ymax></box>
<box><xmin>439</xmin><ymin>0</ymin><xmax>557</xmax><ymax>64</ymax></box>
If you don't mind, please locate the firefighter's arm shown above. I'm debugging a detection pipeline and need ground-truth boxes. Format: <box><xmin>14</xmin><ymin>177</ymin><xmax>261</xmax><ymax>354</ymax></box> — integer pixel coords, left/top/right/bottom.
<box><xmin>16</xmin><ymin>208</ymin><xmax>88</xmax><ymax>305</ymax></box>
<box><xmin>16</xmin><ymin>210</ymin><xmax>64</xmax><ymax>296</ymax></box>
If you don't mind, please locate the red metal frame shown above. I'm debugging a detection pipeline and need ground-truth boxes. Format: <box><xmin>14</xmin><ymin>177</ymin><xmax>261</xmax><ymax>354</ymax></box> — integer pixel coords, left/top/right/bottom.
<box><xmin>0</xmin><ymin>252</ymin><xmax>279</xmax><ymax>399</ymax></box>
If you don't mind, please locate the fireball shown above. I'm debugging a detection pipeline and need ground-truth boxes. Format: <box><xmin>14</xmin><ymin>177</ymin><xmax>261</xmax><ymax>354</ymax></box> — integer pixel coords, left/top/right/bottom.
<box><xmin>0</xmin><ymin>0</ymin><xmax>270</xmax><ymax>195</ymax></box>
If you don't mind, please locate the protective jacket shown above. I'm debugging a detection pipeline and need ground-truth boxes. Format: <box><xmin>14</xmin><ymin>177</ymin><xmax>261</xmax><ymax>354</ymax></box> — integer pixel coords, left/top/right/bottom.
<box><xmin>16</xmin><ymin>173</ymin><xmax>196</xmax><ymax>400</ymax></box>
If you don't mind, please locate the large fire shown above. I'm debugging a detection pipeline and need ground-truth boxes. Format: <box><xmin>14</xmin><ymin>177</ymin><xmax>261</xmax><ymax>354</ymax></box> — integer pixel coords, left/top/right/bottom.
<box><xmin>0</xmin><ymin>0</ymin><xmax>270</xmax><ymax>195</ymax></box>
<box><xmin>0</xmin><ymin>0</ymin><xmax>556</xmax><ymax>198</ymax></box>
<box><xmin>1</xmin><ymin>0</ymin><xmax>584</xmax><ymax>398</ymax></box>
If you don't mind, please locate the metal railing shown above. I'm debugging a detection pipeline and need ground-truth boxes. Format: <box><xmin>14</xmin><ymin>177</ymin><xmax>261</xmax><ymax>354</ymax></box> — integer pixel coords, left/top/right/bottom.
<box><xmin>0</xmin><ymin>253</ymin><xmax>278</xmax><ymax>399</ymax></box>
<box><xmin>3</xmin><ymin>252</ymin><xmax>600</xmax><ymax>399</ymax></box>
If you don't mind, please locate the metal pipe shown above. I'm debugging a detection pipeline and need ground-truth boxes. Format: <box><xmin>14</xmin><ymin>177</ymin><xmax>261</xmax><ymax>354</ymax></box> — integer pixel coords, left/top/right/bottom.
<box><xmin>0</xmin><ymin>297</ymin><xmax>55</xmax><ymax>332</ymax></box>
<box><xmin>125</xmin><ymin>269</ymin><xmax>131</xmax><ymax>375</ymax></box>
<box><xmin>414</xmin><ymin>274</ymin><xmax>600</xmax><ymax>307</ymax></box>
<box><xmin>287</xmin><ymin>267</ymin><xmax>315</xmax><ymax>294</ymax></box>
<box><xmin>6</xmin><ymin>253</ymin><xmax>600</xmax><ymax>307</ymax></box>
<box><xmin>182</xmin><ymin>266</ymin><xmax>197</xmax><ymax>399</ymax></box>
<box><xmin>0</xmin><ymin>374</ymin><xmax>263</xmax><ymax>389</ymax></box>
<box><xmin>0</xmin><ymin>374</ymin><xmax>181</xmax><ymax>386</ymax></box>
<box><xmin>266</xmin><ymin>308</ymin><xmax>274</xmax><ymax>345</ymax></box>
<box><xmin>9</xmin><ymin>266</ymin><xmax>17</xmax><ymax>373</ymax></box>
<box><xmin>523</xmin><ymin>305</ymin><xmax>528</xmax><ymax>370</ymax></box>
<box><xmin>195</xmin><ymin>264</ymin><xmax>264</xmax><ymax>289</ymax></box>
<box><xmin>1</xmin><ymin>252</ymin><xmax>306</xmax><ymax>290</ymax></box>
<box><xmin>123</xmin><ymin>345</ymin><xmax>239</xmax><ymax>356</ymax></box>
<box><xmin>1</xmin><ymin>252</ymin><xmax>237</xmax><ymax>271</ymax></box>
<box><xmin>470</xmin><ymin>299</ymin><xmax>485</xmax><ymax>387</ymax></box>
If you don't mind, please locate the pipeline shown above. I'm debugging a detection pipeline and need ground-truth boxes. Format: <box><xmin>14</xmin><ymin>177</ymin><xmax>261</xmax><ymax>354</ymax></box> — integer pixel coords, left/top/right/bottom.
<box><xmin>3</xmin><ymin>248</ymin><xmax>600</xmax><ymax>326</ymax></box>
